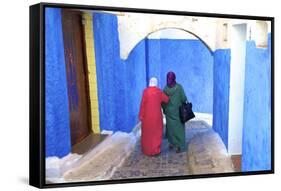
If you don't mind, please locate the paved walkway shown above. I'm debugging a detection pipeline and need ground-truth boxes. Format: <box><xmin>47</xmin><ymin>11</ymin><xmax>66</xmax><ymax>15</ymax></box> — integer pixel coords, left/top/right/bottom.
<box><xmin>111</xmin><ymin>119</ymin><xmax>234</xmax><ymax>179</ymax></box>
<box><xmin>63</xmin><ymin>118</ymin><xmax>234</xmax><ymax>182</ymax></box>
<box><xmin>187</xmin><ymin>129</ymin><xmax>234</xmax><ymax>174</ymax></box>
<box><xmin>111</xmin><ymin>137</ymin><xmax>189</xmax><ymax>179</ymax></box>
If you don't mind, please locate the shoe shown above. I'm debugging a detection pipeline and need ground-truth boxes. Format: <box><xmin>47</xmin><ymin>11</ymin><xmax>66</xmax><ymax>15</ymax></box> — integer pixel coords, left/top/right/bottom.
<box><xmin>153</xmin><ymin>152</ymin><xmax>161</xmax><ymax>157</ymax></box>
<box><xmin>169</xmin><ymin>144</ymin><xmax>173</xmax><ymax>150</ymax></box>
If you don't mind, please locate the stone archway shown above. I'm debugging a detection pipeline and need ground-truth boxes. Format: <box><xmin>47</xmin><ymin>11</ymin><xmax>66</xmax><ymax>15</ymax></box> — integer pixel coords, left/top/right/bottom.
<box><xmin>131</xmin><ymin>27</ymin><xmax>214</xmax><ymax>60</ymax></box>
<box><xmin>124</xmin><ymin>26</ymin><xmax>215</xmax><ymax>114</ymax></box>
<box><xmin>117</xmin><ymin>13</ymin><xmax>217</xmax><ymax>60</ymax></box>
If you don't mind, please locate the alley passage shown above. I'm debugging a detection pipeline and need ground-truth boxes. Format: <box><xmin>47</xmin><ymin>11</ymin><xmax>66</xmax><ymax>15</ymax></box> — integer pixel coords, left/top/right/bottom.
<box><xmin>112</xmin><ymin>119</ymin><xmax>234</xmax><ymax>179</ymax></box>
<box><xmin>64</xmin><ymin>118</ymin><xmax>234</xmax><ymax>182</ymax></box>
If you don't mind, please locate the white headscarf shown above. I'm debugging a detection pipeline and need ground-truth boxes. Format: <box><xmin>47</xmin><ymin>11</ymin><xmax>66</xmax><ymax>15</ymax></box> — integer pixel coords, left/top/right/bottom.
<box><xmin>149</xmin><ymin>77</ymin><xmax>158</xmax><ymax>87</ymax></box>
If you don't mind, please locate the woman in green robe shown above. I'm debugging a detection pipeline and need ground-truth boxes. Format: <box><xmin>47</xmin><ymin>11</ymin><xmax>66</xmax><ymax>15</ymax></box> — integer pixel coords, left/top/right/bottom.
<box><xmin>162</xmin><ymin>72</ymin><xmax>187</xmax><ymax>152</ymax></box>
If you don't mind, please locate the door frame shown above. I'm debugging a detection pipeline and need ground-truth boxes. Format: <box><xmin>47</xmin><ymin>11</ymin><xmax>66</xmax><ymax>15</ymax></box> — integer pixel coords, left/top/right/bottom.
<box><xmin>61</xmin><ymin>9</ymin><xmax>93</xmax><ymax>148</ymax></box>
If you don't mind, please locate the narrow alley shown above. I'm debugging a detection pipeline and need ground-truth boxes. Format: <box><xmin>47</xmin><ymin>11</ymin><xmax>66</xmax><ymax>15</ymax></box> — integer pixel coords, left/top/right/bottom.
<box><xmin>62</xmin><ymin>115</ymin><xmax>234</xmax><ymax>182</ymax></box>
<box><xmin>44</xmin><ymin>9</ymin><xmax>272</xmax><ymax>184</ymax></box>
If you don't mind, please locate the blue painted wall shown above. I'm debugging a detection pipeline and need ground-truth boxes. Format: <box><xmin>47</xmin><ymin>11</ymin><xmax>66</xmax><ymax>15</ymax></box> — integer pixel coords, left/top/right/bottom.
<box><xmin>156</xmin><ymin>39</ymin><xmax>213</xmax><ymax>113</ymax></box>
<box><xmin>93</xmin><ymin>15</ymin><xmax>215</xmax><ymax>132</ymax></box>
<box><xmin>124</xmin><ymin>41</ymin><xmax>147</xmax><ymax>132</ymax></box>
<box><xmin>213</xmin><ymin>49</ymin><xmax>231</xmax><ymax>149</ymax></box>
<box><xmin>145</xmin><ymin>39</ymin><xmax>161</xmax><ymax>86</ymax></box>
<box><xmin>45</xmin><ymin>8</ymin><xmax>71</xmax><ymax>158</ymax></box>
<box><xmin>93</xmin><ymin>13</ymin><xmax>124</xmax><ymax>132</ymax></box>
<box><xmin>45</xmin><ymin>8</ymin><xmax>272</xmax><ymax>169</ymax></box>
<box><xmin>242</xmin><ymin>34</ymin><xmax>271</xmax><ymax>171</ymax></box>
<box><xmin>93</xmin><ymin>13</ymin><xmax>147</xmax><ymax>133</ymax></box>
<box><xmin>44</xmin><ymin>10</ymin><xmax>216</xmax><ymax>158</ymax></box>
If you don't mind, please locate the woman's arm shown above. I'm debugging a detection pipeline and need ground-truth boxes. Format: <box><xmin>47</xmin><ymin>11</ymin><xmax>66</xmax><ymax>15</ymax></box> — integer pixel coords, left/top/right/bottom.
<box><xmin>161</xmin><ymin>87</ymin><xmax>169</xmax><ymax>114</ymax></box>
<box><xmin>161</xmin><ymin>91</ymin><xmax>169</xmax><ymax>104</ymax></box>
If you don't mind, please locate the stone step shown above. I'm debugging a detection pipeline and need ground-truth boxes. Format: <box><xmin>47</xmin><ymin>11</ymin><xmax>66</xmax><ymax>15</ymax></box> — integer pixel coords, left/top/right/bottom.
<box><xmin>63</xmin><ymin>125</ymin><xmax>141</xmax><ymax>182</ymax></box>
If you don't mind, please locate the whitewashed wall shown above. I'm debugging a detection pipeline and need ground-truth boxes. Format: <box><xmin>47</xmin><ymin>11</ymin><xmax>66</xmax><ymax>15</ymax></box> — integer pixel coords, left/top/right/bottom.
<box><xmin>113</xmin><ymin>13</ymin><xmax>270</xmax><ymax>59</ymax></box>
<box><xmin>147</xmin><ymin>28</ymin><xmax>197</xmax><ymax>39</ymax></box>
<box><xmin>116</xmin><ymin>13</ymin><xmax>217</xmax><ymax>59</ymax></box>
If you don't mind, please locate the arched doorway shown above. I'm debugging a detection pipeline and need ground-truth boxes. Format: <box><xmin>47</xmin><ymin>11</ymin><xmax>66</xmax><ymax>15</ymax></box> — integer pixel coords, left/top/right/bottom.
<box><xmin>127</xmin><ymin>28</ymin><xmax>214</xmax><ymax>115</ymax></box>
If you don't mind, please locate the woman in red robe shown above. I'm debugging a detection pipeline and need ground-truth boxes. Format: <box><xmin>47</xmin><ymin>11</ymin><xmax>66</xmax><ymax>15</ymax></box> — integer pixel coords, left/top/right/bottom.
<box><xmin>139</xmin><ymin>77</ymin><xmax>169</xmax><ymax>156</ymax></box>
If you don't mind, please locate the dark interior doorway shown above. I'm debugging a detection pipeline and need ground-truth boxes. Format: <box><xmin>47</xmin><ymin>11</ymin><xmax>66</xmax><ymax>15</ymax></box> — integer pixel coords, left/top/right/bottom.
<box><xmin>61</xmin><ymin>9</ymin><xmax>92</xmax><ymax>147</ymax></box>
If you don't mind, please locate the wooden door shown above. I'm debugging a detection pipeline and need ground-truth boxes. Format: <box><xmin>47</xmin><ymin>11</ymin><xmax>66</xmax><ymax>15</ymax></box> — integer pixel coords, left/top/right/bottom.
<box><xmin>61</xmin><ymin>10</ymin><xmax>92</xmax><ymax>147</ymax></box>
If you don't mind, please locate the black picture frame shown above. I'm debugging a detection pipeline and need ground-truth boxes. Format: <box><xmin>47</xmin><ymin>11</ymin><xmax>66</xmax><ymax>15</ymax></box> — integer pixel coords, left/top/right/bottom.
<box><xmin>30</xmin><ymin>2</ymin><xmax>275</xmax><ymax>188</ymax></box>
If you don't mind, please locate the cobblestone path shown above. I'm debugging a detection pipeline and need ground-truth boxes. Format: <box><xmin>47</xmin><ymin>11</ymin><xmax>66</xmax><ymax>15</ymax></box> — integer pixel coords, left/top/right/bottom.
<box><xmin>111</xmin><ymin>120</ymin><xmax>212</xmax><ymax>179</ymax></box>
